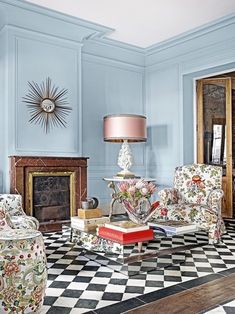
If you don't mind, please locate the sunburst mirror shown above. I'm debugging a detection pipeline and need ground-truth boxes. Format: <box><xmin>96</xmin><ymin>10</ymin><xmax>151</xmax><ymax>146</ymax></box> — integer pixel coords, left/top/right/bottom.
<box><xmin>22</xmin><ymin>77</ymin><xmax>72</xmax><ymax>133</ymax></box>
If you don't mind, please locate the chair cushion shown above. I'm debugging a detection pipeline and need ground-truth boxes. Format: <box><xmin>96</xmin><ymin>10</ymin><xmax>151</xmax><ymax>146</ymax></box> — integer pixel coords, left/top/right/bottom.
<box><xmin>153</xmin><ymin>203</ymin><xmax>217</xmax><ymax>222</ymax></box>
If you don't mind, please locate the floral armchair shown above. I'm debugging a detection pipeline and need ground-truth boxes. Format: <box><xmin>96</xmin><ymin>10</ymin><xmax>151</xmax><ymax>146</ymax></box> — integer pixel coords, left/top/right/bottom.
<box><xmin>152</xmin><ymin>164</ymin><xmax>225</xmax><ymax>244</ymax></box>
<box><xmin>0</xmin><ymin>194</ymin><xmax>39</xmax><ymax>230</ymax></box>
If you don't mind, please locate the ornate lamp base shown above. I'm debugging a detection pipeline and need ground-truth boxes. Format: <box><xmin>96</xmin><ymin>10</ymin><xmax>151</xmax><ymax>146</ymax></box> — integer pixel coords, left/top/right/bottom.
<box><xmin>117</xmin><ymin>140</ymin><xmax>135</xmax><ymax>177</ymax></box>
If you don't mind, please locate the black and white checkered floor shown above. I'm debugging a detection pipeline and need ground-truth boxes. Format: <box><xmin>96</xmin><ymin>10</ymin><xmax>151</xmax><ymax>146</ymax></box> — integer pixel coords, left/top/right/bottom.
<box><xmin>42</xmin><ymin>220</ymin><xmax>235</xmax><ymax>314</ymax></box>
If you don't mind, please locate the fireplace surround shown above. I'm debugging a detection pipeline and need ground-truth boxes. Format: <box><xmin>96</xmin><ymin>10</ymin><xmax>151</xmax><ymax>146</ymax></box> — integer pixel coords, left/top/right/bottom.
<box><xmin>9</xmin><ymin>156</ymin><xmax>88</xmax><ymax>232</ymax></box>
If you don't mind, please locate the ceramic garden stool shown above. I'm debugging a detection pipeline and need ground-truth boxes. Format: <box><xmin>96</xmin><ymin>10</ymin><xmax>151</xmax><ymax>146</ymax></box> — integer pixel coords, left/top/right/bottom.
<box><xmin>0</xmin><ymin>229</ymin><xmax>47</xmax><ymax>314</ymax></box>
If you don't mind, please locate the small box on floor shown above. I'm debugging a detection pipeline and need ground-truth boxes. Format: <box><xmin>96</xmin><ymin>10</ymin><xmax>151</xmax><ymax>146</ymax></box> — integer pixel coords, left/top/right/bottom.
<box><xmin>78</xmin><ymin>208</ymin><xmax>103</xmax><ymax>219</ymax></box>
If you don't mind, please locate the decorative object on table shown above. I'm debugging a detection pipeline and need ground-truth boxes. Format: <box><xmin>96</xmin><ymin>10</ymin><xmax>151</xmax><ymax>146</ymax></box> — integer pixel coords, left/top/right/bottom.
<box><xmin>78</xmin><ymin>208</ymin><xmax>103</xmax><ymax>219</ymax></box>
<box><xmin>22</xmin><ymin>77</ymin><xmax>72</xmax><ymax>133</ymax></box>
<box><xmin>104</xmin><ymin>220</ymin><xmax>150</xmax><ymax>233</ymax></box>
<box><xmin>98</xmin><ymin>226</ymin><xmax>154</xmax><ymax>244</ymax></box>
<box><xmin>148</xmin><ymin>219</ymin><xmax>198</xmax><ymax>234</ymax></box>
<box><xmin>103</xmin><ymin>177</ymin><xmax>157</xmax><ymax>220</ymax></box>
<box><xmin>71</xmin><ymin>216</ymin><xmax>110</xmax><ymax>232</ymax></box>
<box><xmin>116</xmin><ymin>179</ymin><xmax>158</xmax><ymax>224</ymax></box>
<box><xmin>103</xmin><ymin>114</ymin><xmax>147</xmax><ymax>178</ymax></box>
<box><xmin>81</xmin><ymin>197</ymin><xmax>99</xmax><ymax>209</ymax></box>
<box><xmin>152</xmin><ymin>163</ymin><xmax>225</xmax><ymax>244</ymax></box>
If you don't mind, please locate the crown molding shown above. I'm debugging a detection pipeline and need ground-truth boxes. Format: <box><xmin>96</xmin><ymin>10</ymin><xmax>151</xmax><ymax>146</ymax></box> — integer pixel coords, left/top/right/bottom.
<box><xmin>96</xmin><ymin>37</ymin><xmax>144</xmax><ymax>54</ymax></box>
<box><xmin>0</xmin><ymin>0</ymin><xmax>114</xmax><ymax>42</ymax></box>
<box><xmin>1</xmin><ymin>0</ymin><xmax>235</xmax><ymax>66</ymax></box>
<box><xmin>146</xmin><ymin>13</ymin><xmax>235</xmax><ymax>56</ymax></box>
<box><xmin>82</xmin><ymin>38</ymin><xmax>145</xmax><ymax>67</ymax></box>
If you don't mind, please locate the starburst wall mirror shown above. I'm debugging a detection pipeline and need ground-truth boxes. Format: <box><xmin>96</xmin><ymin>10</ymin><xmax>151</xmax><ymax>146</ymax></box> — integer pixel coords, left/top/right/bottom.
<box><xmin>22</xmin><ymin>77</ymin><xmax>72</xmax><ymax>133</ymax></box>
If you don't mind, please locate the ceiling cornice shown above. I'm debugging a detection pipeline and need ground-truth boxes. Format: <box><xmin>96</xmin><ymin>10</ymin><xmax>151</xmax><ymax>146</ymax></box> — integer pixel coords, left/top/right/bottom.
<box><xmin>146</xmin><ymin>13</ymin><xmax>235</xmax><ymax>56</ymax></box>
<box><xmin>0</xmin><ymin>0</ymin><xmax>114</xmax><ymax>42</ymax></box>
<box><xmin>0</xmin><ymin>0</ymin><xmax>235</xmax><ymax>65</ymax></box>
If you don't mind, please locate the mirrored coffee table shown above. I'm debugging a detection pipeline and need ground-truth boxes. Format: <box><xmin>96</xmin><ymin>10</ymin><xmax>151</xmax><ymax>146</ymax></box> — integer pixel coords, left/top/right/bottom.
<box><xmin>71</xmin><ymin>224</ymin><xmax>209</xmax><ymax>276</ymax></box>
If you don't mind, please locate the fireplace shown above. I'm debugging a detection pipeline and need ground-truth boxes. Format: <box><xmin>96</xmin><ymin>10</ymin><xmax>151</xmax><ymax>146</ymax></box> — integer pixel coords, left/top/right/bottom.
<box><xmin>9</xmin><ymin>156</ymin><xmax>88</xmax><ymax>232</ymax></box>
<box><xmin>29</xmin><ymin>172</ymin><xmax>74</xmax><ymax>223</ymax></box>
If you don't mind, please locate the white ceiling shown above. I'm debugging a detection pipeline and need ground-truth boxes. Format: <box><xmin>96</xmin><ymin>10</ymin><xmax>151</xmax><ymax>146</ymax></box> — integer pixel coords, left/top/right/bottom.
<box><xmin>26</xmin><ymin>0</ymin><xmax>235</xmax><ymax>48</ymax></box>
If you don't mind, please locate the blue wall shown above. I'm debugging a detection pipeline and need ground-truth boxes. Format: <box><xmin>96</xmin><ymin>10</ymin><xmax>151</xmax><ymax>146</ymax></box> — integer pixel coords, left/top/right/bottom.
<box><xmin>0</xmin><ymin>0</ymin><xmax>146</xmax><ymax>214</ymax></box>
<box><xmin>82</xmin><ymin>53</ymin><xmax>145</xmax><ymax>207</ymax></box>
<box><xmin>8</xmin><ymin>28</ymin><xmax>82</xmax><ymax>156</ymax></box>
<box><xmin>145</xmin><ymin>15</ymin><xmax>235</xmax><ymax>185</ymax></box>
<box><xmin>1</xmin><ymin>0</ymin><xmax>235</xmax><ymax>212</ymax></box>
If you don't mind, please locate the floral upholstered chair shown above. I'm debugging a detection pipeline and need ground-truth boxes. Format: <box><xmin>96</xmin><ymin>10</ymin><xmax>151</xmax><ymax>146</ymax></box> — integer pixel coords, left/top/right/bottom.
<box><xmin>0</xmin><ymin>199</ymin><xmax>47</xmax><ymax>313</ymax></box>
<box><xmin>152</xmin><ymin>164</ymin><xmax>225</xmax><ymax>244</ymax></box>
<box><xmin>0</xmin><ymin>194</ymin><xmax>39</xmax><ymax>230</ymax></box>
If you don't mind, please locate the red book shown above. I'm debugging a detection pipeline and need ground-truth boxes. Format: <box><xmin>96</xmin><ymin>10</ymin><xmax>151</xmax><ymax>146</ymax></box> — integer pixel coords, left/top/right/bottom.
<box><xmin>98</xmin><ymin>226</ymin><xmax>154</xmax><ymax>244</ymax></box>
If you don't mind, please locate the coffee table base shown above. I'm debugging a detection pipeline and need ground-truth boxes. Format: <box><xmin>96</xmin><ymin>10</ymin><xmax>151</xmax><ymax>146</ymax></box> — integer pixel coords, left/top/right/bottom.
<box><xmin>71</xmin><ymin>227</ymin><xmax>209</xmax><ymax>276</ymax></box>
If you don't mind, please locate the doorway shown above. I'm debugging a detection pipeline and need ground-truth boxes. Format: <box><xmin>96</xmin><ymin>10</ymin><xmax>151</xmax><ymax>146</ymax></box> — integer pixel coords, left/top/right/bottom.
<box><xmin>196</xmin><ymin>72</ymin><xmax>235</xmax><ymax>218</ymax></box>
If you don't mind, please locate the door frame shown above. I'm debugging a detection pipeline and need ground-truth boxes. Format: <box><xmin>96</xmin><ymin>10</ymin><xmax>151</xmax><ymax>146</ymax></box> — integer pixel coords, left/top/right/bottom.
<box><xmin>196</xmin><ymin>77</ymin><xmax>233</xmax><ymax>217</ymax></box>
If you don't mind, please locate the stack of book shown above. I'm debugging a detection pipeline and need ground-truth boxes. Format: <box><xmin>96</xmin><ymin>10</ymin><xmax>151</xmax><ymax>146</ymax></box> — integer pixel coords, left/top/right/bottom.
<box><xmin>147</xmin><ymin>219</ymin><xmax>197</xmax><ymax>235</ymax></box>
<box><xmin>97</xmin><ymin>220</ymin><xmax>154</xmax><ymax>244</ymax></box>
<box><xmin>71</xmin><ymin>216</ymin><xmax>110</xmax><ymax>232</ymax></box>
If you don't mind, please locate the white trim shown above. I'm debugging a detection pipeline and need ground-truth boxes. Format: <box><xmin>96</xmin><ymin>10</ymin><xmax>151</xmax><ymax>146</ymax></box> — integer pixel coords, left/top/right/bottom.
<box><xmin>178</xmin><ymin>64</ymin><xmax>184</xmax><ymax>165</ymax></box>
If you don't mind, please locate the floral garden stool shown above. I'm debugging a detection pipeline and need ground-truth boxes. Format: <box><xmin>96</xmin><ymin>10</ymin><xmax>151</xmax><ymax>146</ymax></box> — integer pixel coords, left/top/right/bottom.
<box><xmin>0</xmin><ymin>229</ymin><xmax>47</xmax><ymax>313</ymax></box>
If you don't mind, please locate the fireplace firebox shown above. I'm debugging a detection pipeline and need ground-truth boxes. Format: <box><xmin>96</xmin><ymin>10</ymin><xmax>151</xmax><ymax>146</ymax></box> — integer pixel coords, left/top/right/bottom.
<box><xmin>9</xmin><ymin>156</ymin><xmax>88</xmax><ymax>232</ymax></box>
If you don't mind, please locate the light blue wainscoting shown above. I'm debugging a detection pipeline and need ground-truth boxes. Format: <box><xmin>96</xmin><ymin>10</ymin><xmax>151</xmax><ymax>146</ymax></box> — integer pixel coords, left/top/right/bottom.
<box><xmin>0</xmin><ymin>27</ymin><xmax>8</xmax><ymax>193</ymax></box>
<box><xmin>7</xmin><ymin>27</ymin><xmax>82</xmax><ymax>156</ymax></box>
<box><xmin>145</xmin><ymin>63</ymin><xmax>181</xmax><ymax>186</ymax></box>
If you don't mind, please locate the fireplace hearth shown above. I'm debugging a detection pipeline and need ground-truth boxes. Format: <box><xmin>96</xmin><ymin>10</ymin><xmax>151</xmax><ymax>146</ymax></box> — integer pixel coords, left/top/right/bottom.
<box><xmin>9</xmin><ymin>156</ymin><xmax>88</xmax><ymax>232</ymax></box>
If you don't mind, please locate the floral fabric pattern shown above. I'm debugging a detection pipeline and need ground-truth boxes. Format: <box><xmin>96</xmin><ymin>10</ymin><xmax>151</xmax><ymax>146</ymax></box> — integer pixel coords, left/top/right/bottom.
<box><xmin>0</xmin><ymin>208</ymin><xmax>12</xmax><ymax>231</ymax></box>
<box><xmin>0</xmin><ymin>229</ymin><xmax>47</xmax><ymax>313</ymax></box>
<box><xmin>174</xmin><ymin>164</ymin><xmax>222</xmax><ymax>206</ymax></box>
<box><xmin>158</xmin><ymin>188</ymin><xmax>179</xmax><ymax>205</ymax></box>
<box><xmin>152</xmin><ymin>164</ymin><xmax>225</xmax><ymax>244</ymax></box>
<box><xmin>0</xmin><ymin>194</ymin><xmax>39</xmax><ymax>230</ymax></box>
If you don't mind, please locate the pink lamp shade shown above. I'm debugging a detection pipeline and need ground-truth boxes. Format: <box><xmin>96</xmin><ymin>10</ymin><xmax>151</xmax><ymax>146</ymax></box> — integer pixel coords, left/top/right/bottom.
<box><xmin>103</xmin><ymin>114</ymin><xmax>147</xmax><ymax>142</ymax></box>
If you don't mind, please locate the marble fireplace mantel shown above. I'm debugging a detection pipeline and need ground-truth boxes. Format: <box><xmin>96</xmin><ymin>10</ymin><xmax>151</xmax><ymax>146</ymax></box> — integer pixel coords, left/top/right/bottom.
<box><xmin>9</xmin><ymin>156</ymin><xmax>88</xmax><ymax>232</ymax></box>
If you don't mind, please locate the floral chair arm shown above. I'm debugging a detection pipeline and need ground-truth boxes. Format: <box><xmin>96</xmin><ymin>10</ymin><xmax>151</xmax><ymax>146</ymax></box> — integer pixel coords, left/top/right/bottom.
<box><xmin>9</xmin><ymin>215</ymin><xmax>39</xmax><ymax>230</ymax></box>
<box><xmin>158</xmin><ymin>188</ymin><xmax>179</xmax><ymax>205</ymax></box>
<box><xmin>0</xmin><ymin>194</ymin><xmax>24</xmax><ymax>216</ymax></box>
<box><xmin>207</xmin><ymin>189</ymin><xmax>224</xmax><ymax>214</ymax></box>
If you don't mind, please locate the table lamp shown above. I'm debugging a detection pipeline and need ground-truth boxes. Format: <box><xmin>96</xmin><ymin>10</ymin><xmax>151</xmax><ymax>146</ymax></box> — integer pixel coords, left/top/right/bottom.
<box><xmin>103</xmin><ymin>114</ymin><xmax>147</xmax><ymax>178</ymax></box>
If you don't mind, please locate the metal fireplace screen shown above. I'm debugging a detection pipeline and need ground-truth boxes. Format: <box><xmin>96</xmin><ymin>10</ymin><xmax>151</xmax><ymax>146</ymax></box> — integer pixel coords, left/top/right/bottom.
<box><xmin>28</xmin><ymin>172</ymin><xmax>75</xmax><ymax>223</ymax></box>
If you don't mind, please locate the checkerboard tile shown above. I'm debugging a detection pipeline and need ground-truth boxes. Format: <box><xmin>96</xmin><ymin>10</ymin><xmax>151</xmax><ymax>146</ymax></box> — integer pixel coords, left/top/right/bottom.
<box><xmin>41</xmin><ymin>220</ymin><xmax>235</xmax><ymax>313</ymax></box>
